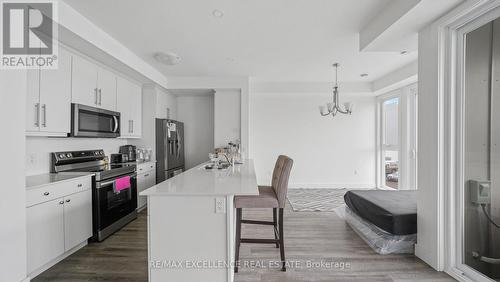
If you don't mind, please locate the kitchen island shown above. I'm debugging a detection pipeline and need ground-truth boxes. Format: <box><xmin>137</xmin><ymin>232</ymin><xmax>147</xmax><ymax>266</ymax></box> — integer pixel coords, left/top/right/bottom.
<box><xmin>140</xmin><ymin>160</ymin><xmax>259</xmax><ymax>282</ymax></box>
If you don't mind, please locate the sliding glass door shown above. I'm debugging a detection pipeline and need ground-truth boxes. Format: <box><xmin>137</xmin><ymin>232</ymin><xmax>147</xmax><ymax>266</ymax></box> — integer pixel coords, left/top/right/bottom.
<box><xmin>459</xmin><ymin>16</ymin><xmax>500</xmax><ymax>281</ymax></box>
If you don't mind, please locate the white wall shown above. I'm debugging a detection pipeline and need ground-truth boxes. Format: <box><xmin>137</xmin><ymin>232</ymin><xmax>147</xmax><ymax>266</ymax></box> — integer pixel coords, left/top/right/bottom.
<box><xmin>25</xmin><ymin>137</ymin><xmax>127</xmax><ymax>175</ymax></box>
<box><xmin>250</xmin><ymin>92</ymin><xmax>376</xmax><ymax>188</ymax></box>
<box><xmin>177</xmin><ymin>94</ymin><xmax>215</xmax><ymax>169</ymax></box>
<box><xmin>0</xmin><ymin>71</ymin><xmax>28</xmax><ymax>281</ymax></box>
<box><xmin>214</xmin><ymin>89</ymin><xmax>241</xmax><ymax>148</ymax></box>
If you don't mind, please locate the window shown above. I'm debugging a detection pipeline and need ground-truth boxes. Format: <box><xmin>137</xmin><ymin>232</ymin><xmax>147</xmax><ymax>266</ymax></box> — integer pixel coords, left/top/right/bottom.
<box><xmin>381</xmin><ymin>97</ymin><xmax>400</xmax><ymax>189</ymax></box>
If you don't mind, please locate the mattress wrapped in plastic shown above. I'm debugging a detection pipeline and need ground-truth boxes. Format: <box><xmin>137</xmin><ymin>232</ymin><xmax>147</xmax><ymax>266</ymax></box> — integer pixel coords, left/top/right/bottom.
<box><xmin>335</xmin><ymin>205</ymin><xmax>416</xmax><ymax>255</ymax></box>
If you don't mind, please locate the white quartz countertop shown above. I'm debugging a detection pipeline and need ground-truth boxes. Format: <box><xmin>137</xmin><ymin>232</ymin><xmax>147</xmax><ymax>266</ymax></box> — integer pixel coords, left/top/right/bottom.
<box><xmin>26</xmin><ymin>172</ymin><xmax>94</xmax><ymax>190</ymax></box>
<box><xmin>141</xmin><ymin>160</ymin><xmax>259</xmax><ymax>196</ymax></box>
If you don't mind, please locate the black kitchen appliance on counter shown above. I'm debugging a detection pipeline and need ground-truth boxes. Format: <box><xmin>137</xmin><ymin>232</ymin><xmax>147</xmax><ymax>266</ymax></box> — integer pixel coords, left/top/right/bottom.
<box><xmin>119</xmin><ymin>145</ymin><xmax>137</xmax><ymax>162</ymax></box>
<box><xmin>156</xmin><ymin>119</ymin><xmax>185</xmax><ymax>183</ymax></box>
<box><xmin>51</xmin><ymin>150</ymin><xmax>137</xmax><ymax>242</ymax></box>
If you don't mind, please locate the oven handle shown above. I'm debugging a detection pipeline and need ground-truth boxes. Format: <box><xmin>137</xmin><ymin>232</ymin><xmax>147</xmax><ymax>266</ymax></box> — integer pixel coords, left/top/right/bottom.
<box><xmin>96</xmin><ymin>174</ymin><xmax>137</xmax><ymax>189</ymax></box>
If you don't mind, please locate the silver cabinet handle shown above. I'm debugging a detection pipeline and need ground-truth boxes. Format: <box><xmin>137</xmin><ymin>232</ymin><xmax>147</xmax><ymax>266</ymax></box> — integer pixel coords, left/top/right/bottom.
<box><xmin>34</xmin><ymin>103</ymin><xmax>40</xmax><ymax>127</ymax></box>
<box><xmin>94</xmin><ymin>88</ymin><xmax>98</xmax><ymax>105</ymax></box>
<box><xmin>41</xmin><ymin>104</ymin><xmax>47</xmax><ymax>127</ymax></box>
<box><xmin>65</xmin><ymin>199</ymin><xmax>71</xmax><ymax>203</ymax></box>
<box><xmin>43</xmin><ymin>192</ymin><xmax>49</xmax><ymax>196</ymax></box>
<box><xmin>129</xmin><ymin>120</ymin><xmax>132</xmax><ymax>133</ymax></box>
<box><xmin>131</xmin><ymin>120</ymin><xmax>134</xmax><ymax>133</ymax></box>
<box><xmin>59</xmin><ymin>201</ymin><xmax>64</xmax><ymax>205</ymax></box>
<box><xmin>99</xmin><ymin>89</ymin><xmax>102</xmax><ymax>105</ymax></box>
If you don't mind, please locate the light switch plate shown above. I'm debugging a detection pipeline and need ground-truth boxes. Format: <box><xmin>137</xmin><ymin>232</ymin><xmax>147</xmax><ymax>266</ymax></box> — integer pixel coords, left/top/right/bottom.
<box><xmin>215</xmin><ymin>197</ymin><xmax>226</xmax><ymax>213</ymax></box>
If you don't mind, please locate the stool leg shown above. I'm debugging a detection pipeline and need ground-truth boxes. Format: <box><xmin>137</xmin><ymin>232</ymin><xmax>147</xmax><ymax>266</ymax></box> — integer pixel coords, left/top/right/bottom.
<box><xmin>235</xmin><ymin>208</ymin><xmax>242</xmax><ymax>273</ymax></box>
<box><xmin>273</xmin><ymin>208</ymin><xmax>279</xmax><ymax>248</ymax></box>
<box><xmin>278</xmin><ymin>208</ymin><xmax>286</xmax><ymax>271</ymax></box>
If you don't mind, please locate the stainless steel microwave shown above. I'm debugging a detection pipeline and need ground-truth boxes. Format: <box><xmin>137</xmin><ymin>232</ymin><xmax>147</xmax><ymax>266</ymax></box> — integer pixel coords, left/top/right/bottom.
<box><xmin>71</xmin><ymin>103</ymin><xmax>120</xmax><ymax>138</ymax></box>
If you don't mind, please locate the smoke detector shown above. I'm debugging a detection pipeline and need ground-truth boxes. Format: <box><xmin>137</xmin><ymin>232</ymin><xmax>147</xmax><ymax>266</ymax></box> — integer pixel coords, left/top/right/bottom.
<box><xmin>153</xmin><ymin>52</ymin><xmax>182</xmax><ymax>65</ymax></box>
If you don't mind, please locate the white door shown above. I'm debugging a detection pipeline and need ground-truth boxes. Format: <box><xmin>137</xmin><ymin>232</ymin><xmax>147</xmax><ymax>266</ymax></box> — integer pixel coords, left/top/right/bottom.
<box><xmin>72</xmin><ymin>55</ymin><xmax>98</xmax><ymax>107</ymax></box>
<box><xmin>63</xmin><ymin>190</ymin><xmax>92</xmax><ymax>251</ymax></box>
<box><xmin>25</xmin><ymin>69</ymin><xmax>40</xmax><ymax>132</ymax></box>
<box><xmin>39</xmin><ymin>47</ymin><xmax>71</xmax><ymax>134</ymax></box>
<box><xmin>27</xmin><ymin>198</ymin><xmax>65</xmax><ymax>273</ymax></box>
<box><xmin>97</xmin><ymin>67</ymin><xmax>117</xmax><ymax>110</ymax></box>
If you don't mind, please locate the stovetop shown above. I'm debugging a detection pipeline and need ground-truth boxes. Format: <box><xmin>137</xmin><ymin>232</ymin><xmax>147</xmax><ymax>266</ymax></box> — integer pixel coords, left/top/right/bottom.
<box><xmin>52</xmin><ymin>150</ymin><xmax>136</xmax><ymax>181</ymax></box>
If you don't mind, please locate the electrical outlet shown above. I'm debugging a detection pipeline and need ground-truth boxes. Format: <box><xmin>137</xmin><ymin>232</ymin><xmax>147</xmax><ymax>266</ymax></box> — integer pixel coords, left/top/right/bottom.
<box><xmin>470</xmin><ymin>180</ymin><xmax>491</xmax><ymax>205</ymax></box>
<box><xmin>215</xmin><ymin>198</ymin><xmax>226</xmax><ymax>213</ymax></box>
<box><xmin>29</xmin><ymin>153</ymin><xmax>37</xmax><ymax>166</ymax></box>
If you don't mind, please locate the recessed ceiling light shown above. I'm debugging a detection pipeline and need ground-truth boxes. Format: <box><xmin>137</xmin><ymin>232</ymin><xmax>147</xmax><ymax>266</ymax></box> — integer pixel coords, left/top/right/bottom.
<box><xmin>360</xmin><ymin>73</ymin><xmax>369</xmax><ymax>78</ymax></box>
<box><xmin>400</xmin><ymin>50</ymin><xmax>408</xmax><ymax>55</ymax></box>
<box><xmin>212</xmin><ymin>9</ymin><xmax>224</xmax><ymax>18</ymax></box>
<box><xmin>153</xmin><ymin>52</ymin><xmax>181</xmax><ymax>65</ymax></box>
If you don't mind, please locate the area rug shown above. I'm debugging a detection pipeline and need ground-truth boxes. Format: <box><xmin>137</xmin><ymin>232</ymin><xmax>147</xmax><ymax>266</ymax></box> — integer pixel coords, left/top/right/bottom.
<box><xmin>287</xmin><ymin>188</ymin><xmax>349</xmax><ymax>212</ymax></box>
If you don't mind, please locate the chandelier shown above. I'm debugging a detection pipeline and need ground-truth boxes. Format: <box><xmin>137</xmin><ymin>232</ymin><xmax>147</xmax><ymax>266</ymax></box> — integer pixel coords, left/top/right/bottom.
<box><xmin>319</xmin><ymin>63</ymin><xmax>353</xmax><ymax>117</ymax></box>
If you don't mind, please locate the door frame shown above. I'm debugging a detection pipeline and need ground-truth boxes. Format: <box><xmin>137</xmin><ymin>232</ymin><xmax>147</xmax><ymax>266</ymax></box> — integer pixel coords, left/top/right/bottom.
<box><xmin>430</xmin><ymin>0</ymin><xmax>500</xmax><ymax>281</ymax></box>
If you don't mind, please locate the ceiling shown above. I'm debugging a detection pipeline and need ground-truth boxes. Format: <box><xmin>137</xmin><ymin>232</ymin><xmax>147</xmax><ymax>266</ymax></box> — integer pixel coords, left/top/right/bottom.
<box><xmin>62</xmin><ymin>0</ymin><xmax>460</xmax><ymax>83</ymax></box>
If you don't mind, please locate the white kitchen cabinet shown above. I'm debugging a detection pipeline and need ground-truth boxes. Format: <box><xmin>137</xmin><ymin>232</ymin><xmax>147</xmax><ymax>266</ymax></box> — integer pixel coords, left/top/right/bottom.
<box><xmin>72</xmin><ymin>54</ymin><xmax>117</xmax><ymax>110</ymax></box>
<box><xmin>71</xmin><ymin>55</ymin><xmax>98</xmax><ymax>107</ymax></box>
<box><xmin>26</xmin><ymin>176</ymin><xmax>93</xmax><ymax>277</ymax></box>
<box><xmin>25</xmin><ymin>47</ymin><xmax>71</xmax><ymax>136</ymax></box>
<box><xmin>63</xmin><ymin>189</ymin><xmax>92</xmax><ymax>251</ymax></box>
<box><xmin>98</xmin><ymin>66</ymin><xmax>117</xmax><ymax>110</ymax></box>
<box><xmin>136</xmin><ymin>162</ymin><xmax>156</xmax><ymax>210</ymax></box>
<box><xmin>117</xmin><ymin>76</ymin><xmax>142</xmax><ymax>138</ymax></box>
<box><xmin>27</xmin><ymin>198</ymin><xmax>65</xmax><ymax>273</ymax></box>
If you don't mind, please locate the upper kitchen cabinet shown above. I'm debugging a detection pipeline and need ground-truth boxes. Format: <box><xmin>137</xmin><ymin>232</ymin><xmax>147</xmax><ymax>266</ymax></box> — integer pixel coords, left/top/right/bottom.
<box><xmin>72</xmin><ymin>54</ymin><xmax>117</xmax><ymax>111</ymax></box>
<box><xmin>26</xmin><ymin>47</ymin><xmax>72</xmax><ymax>136</ymax></box>
<box><xmin>117</xmin><ymin>76</ymin><xmax>142</xmax><ymax>138</ymax></box>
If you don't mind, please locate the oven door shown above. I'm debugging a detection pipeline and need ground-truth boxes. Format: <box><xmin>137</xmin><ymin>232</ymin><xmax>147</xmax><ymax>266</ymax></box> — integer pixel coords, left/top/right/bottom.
<box><xmin>95</xmin><ymin>174</ymin><xmax>137</xmax><ymax>231</ymax></box>
<box><xmin>71</xmin><ymin>103</ymin><xmax>120</xmax><ymax>138</ymax></box>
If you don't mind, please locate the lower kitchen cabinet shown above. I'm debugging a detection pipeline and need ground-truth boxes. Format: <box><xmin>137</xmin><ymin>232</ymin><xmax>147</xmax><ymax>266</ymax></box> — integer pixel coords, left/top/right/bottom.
<box><xmin>63</xmin><ymin>189</ymin><xmax>93</xmax><ymax>251</ymax></box>
<box><xmin>26</xmin><ymin>176</ymin><xmax>92</xmax><ymax>277</ymax></box>
<box><xmin>137</xmin><ymin>162</ymin><xmax>156</xmax><ymax>210</ymax></box>
<box><xmin>26</xmin><ymin>198</ymin><xmax>65</xmax><ymax>273</ymax></box>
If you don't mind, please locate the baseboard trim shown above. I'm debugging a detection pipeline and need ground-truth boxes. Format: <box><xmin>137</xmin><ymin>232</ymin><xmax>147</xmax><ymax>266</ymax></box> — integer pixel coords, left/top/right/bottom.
<box><xmin>288</xmin><ymin>183</ymin><xmax>376</xmax><ymax>189</ymax></box>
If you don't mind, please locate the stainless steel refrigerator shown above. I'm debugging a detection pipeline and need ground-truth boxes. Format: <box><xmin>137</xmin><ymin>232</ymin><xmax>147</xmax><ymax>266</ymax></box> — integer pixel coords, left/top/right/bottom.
<box><xmin>156</xmin><ymin>119</ymin><xmax>185</xmax><ymax>183</ymax></box>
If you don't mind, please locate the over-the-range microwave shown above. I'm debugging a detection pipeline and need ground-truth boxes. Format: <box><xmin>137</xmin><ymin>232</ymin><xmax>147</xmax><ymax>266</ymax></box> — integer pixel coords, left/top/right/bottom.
<box><xmin>70</xmin><ymin>103</ymin><xmax>120</xmax><ymax>138</ymax></box>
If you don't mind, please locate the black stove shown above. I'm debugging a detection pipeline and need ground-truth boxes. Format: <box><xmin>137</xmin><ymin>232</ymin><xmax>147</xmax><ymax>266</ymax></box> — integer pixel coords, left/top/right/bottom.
<box><xmin>51</xmin><ymin>149</ymin><xmax>138</xmax><ymax>242</ymax></box>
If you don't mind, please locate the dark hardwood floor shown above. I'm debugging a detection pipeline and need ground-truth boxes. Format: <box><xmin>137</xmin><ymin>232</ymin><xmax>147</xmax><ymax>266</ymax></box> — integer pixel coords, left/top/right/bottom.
<box><xmin>34</xmin><ymin>206</ymin><xmax>454</xmax><ymax>282</ymax></box>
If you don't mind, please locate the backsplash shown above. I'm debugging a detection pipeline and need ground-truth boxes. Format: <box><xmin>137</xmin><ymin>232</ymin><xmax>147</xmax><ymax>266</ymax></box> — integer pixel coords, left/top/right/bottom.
<box><xmin>25</xmin><ymin>137</ymin><xmax>128</xmax><ymax>176</ymax></box>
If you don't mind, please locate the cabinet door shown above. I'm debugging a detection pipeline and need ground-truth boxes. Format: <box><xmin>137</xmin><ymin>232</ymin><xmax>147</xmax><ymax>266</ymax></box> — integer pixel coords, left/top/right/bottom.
<box><xmin>72</xmin><ymin>55</ymin><xmax>98</xmax><ymax>107</ymax></box>
<box><xmin>130</xmin><ymin>82</ymin><xmax>142</xmax><ymax>137</ymax></box>
<box><xmin>39</xmin><ymin>47</ymin><xmax>71</xmax><ymax>134</ymax></box>
<box><xmin>63</xmin><ymin>190</ymin><xmax>92</xmax><ymax>251</ymax></box>
<box><xmin>136</xmin><ymin>172</ymin><xmax>147</xmax><ymax>209</ymax></box>
<box><xmin>27</xmin><ymin>198</ymin><xmax>65</xmax><ymax>274</ymax></box>
<box><xmin>97</xmin><ymin>67</ymin><xmax>117</xmax><ymax>110</ymax></box>
<box><xmin>26</xmin><ymin>69</ymin><xmax>40</xmax><ymax>132</ymax></box>
<box><xmin>116</xmin><ymin>76</ymin><xmax>133</xmax><ymax>137</ymax></box>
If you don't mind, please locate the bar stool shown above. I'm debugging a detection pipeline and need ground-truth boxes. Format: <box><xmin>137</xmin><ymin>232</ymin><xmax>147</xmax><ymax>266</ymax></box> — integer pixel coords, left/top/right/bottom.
<box><xmin>234</xmin><ymin>155</ymin><xmax>293</xmax><ymax>272</ymax></box>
